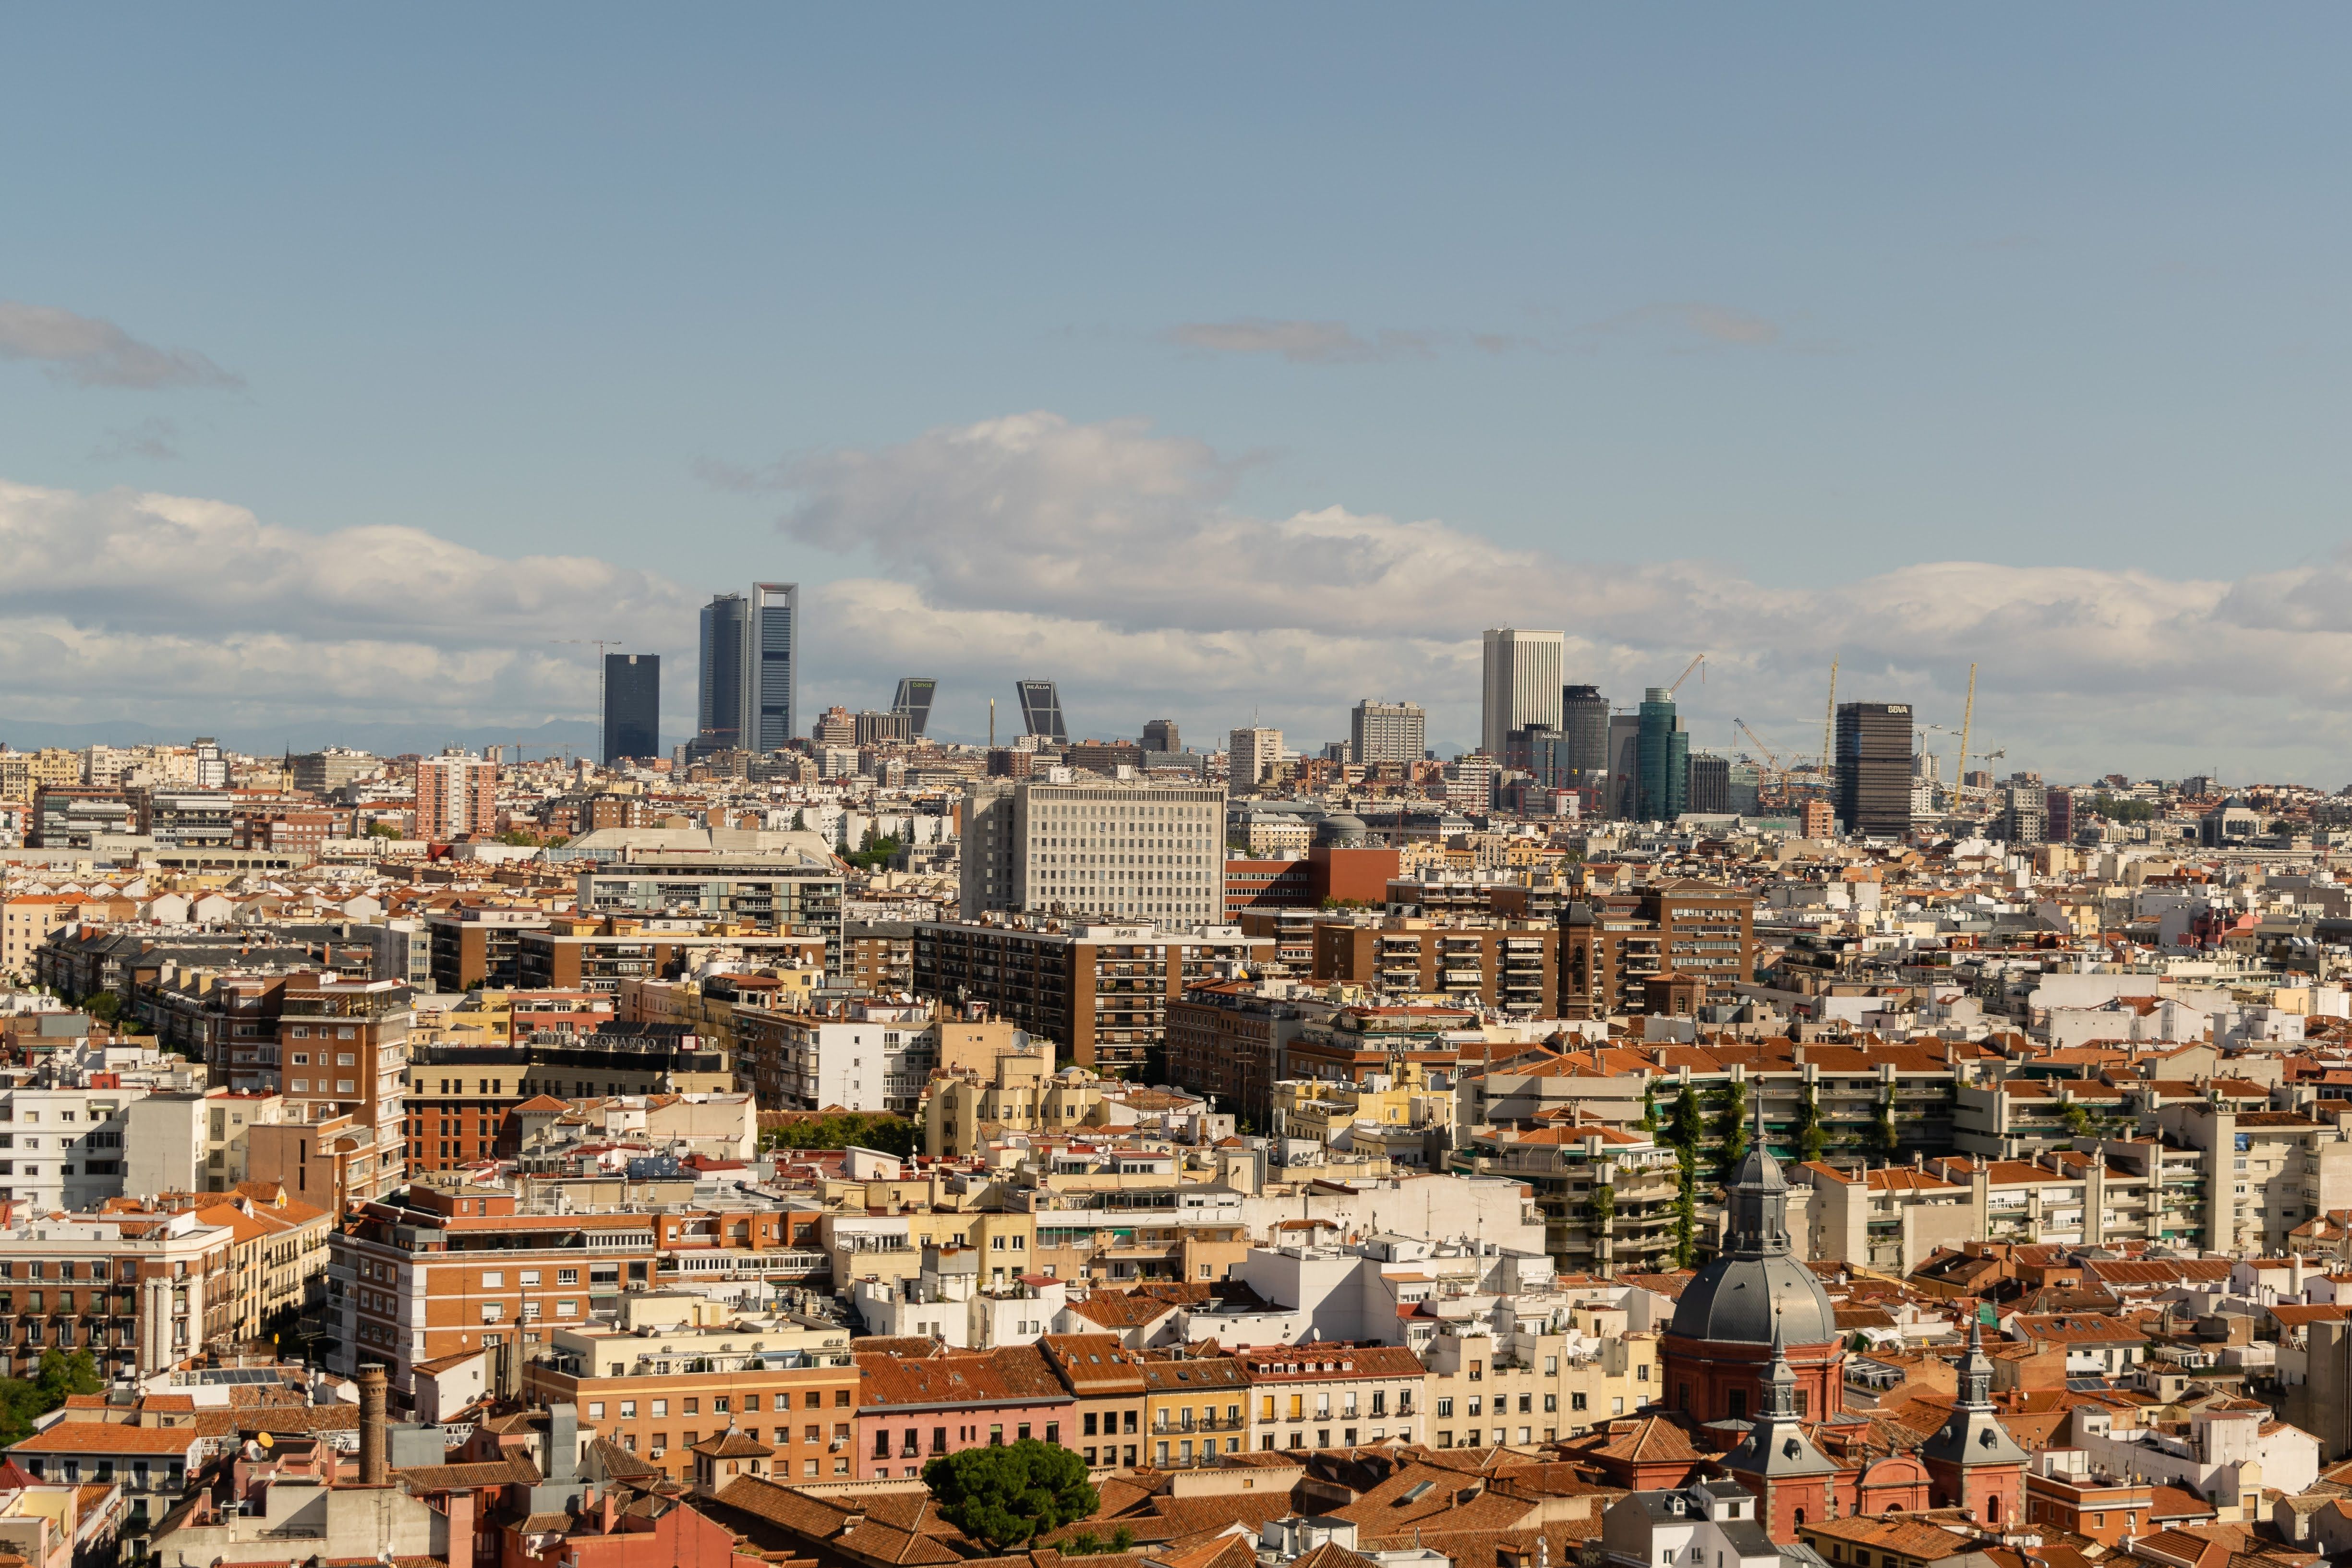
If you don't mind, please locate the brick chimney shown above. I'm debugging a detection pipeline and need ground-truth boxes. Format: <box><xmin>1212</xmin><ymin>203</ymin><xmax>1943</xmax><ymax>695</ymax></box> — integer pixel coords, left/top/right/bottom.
<box><xmin>357</xmin><ymin>1365</ymin><xmax>389</xmax><ymax>1485</ymax></box>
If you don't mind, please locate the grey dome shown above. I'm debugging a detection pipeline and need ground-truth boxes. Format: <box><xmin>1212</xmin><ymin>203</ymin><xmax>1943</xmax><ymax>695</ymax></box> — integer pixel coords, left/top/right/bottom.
<box><xmin>1668</xmin><ymin>1253</ymin><xmax>1838</xmax><ymax>1347</ymax></box>
<box><xmin>1315</xmin><ymin>813</ymin><xmax>1368</xmax><ymax>847</ymax></box>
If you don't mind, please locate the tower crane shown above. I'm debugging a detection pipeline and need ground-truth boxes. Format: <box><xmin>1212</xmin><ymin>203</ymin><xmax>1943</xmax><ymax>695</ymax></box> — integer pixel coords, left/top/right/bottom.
<box><xmin>1667</xmin><ymin>652</ymin><xmax>1707</xmax><ymax>695</ymax></box>
<box><xmin>1732</xmin><ymin>718</ymin><xmax>1785</xmax><ymax>786</ymax></box>
<box><xmin>1818</xmin><ymin>660</ymin><xmax>1838</xmax><ymax>792</ymax></box>
<box><xmin>551</xmin><ymin>639</ymin><xmax>626</xmax><ymax>765</ymax></box>
<box><xmin>1954</xmin><ymin>662</ymin><xmax>1977</xmax><ymax>806</ymax></box>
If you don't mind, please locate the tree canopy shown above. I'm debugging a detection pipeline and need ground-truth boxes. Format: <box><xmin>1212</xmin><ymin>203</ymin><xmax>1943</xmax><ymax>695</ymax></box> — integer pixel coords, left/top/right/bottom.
<box><xmin>0</xmin><ymin>1350</ymin><xmax>102</xmax><ymax>1447</ymax></box>
<box><xmin>763</xmin><ymin>1111</ymin><xmax>917</xmax><ymax>1158</ymax></box>
<box><xmin>923</xmin><ymin>1440</ymin><xmax>1098</xmax><ymax>1551</ymax></box>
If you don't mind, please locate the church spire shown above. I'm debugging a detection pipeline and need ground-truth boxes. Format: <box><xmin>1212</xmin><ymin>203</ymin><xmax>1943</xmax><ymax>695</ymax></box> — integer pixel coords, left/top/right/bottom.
<box><xmin>1758</xmin><ymin>1310</ymin><xmax>1799</xmax><ymax>1422</ymax></box>
<box><xmin>1955</xmin><ymin>1309</ymin><xmax>1995</xmax><ymax>1408</ymax></box>
<box><xmin>1725</xmin><ymin>1089</ymin><xmax>1790</xmax><ymax>1258</ymax></box>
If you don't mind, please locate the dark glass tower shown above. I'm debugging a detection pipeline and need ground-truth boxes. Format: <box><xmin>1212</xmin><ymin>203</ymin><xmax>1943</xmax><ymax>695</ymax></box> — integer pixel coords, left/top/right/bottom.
<box><xmin>1559</xmin><ymin>684</ymin><xmax>1611</xmax><ymax>785</ymax></box>
<box><xmin>1015</xmin><ymin>680</ymin><xmax>1069</xmax><ymax>744</ymax></box>
<box><xmin>892</xmin><ymin>677</ymin><xmax>938</xmax><ymax>738</ymax></box>
<box><xmin>1636</xmin><ymin>688</ymin><xmax>1687</xmax><ymax>821</ymax></box>
<box><xmin>603</xmin><ymin>652</ymin><xmax>660</xmax><ymax>764</ymax></box>
<box><xmin>1834</xmin><ymin>701</ymin><xmax>1914</xmax><ymax>837</ymax></box>
<box><xmin>697</xmin><ymin>593</ymin><xmax>746</xmax><ymax>751</ymax></box>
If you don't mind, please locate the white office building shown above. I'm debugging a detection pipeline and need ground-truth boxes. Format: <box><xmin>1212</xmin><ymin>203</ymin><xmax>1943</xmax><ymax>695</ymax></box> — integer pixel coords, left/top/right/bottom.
<box><xmin>961</xmin><ymin>779</ymin><xmax>1226</xmax><ymax>922</ymax></box>
<box><xmin>1480</xmin><ymin>629</ymin><xmax>1565</xmax><ymax>758</ymax></box>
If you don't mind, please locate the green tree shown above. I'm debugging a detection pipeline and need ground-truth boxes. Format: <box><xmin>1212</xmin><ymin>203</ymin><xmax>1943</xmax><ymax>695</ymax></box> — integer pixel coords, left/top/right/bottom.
<box><xmin>1712</xmin><ymin>1080</ymin><xmax>1749</xmax><ymax>1176</ymax></box>
<box><xmin>1869</xmin><ymin>1096</ymin><xmax>1898</xmax><ymax>1159</ymax></box>
<box><xmin>82</xmin><ymin>991</ymin><xmax>122</xmax><ymax>1025</ymax></box>
<box><xmin>763</xmin><ymin>1112</ymin><xmax>919</xmax><ymax>1158</ymax></box>
<box><xmin>1587</xmin><ymin>1182</ymin><xmax>1616</xmax><ymax>1227</ymax></box>
<box><xmin>2060</xmin><ymin>1102</ymin><xmax>2093</xmax><ymax>1138</ymax></box>
<box><xmin>1794</xmin><ymin>1086</ymin><xmax>1827</xmax><ymax>1165</ymax></box>
<box><xmin>925</xmin><ymin>1439</ymin><xmax>1099</xmax><ymax>1552</ymax></box>
<box><xmin>1062</xmin><ymin>1527</ymin><xmax>1137</xmax><ymax>1556</ymax></box>
<box><xmin>1666</xmin><ymin>1085</ymin><xmax>1703</xmax><ymax>1152</ymax></box>
<box><xmin>1639</xmin><ymin>1082</ymin><xmax>1658</xmax><ymax>1134</ymax></box>
<box><xmin>0</xmin><ymin>1350</ymin><xmax>102</xmax><ymax>1446</ymax></box>
<box><xmin>366</xmin><ymin>821</ymin><xmax>402</xmax><ymax>838</ymax></box>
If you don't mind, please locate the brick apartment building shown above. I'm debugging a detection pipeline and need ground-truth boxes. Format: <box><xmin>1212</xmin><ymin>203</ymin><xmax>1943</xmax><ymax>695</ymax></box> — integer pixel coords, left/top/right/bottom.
<box><xmin>1560</xmin><ymin>879</ymin><xmax>1756</xmax><ymax>1018</ymax></box>
<box><xmin>1309</xmin><ymin>917</ymin><xmax>1558</xmax><ymax>1013</ymax></box>
<box><xmin>913</xmin><ymin>920</ymin><xmax>1267</xmax><ymax>1073</ymax></box>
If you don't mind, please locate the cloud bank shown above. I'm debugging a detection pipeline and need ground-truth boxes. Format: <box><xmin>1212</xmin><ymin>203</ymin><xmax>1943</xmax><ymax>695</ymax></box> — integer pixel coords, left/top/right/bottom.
<box><xmin>6</xmin><ymin>414</ymin><xmax>2351</xmax><ymax>782</ymax></box>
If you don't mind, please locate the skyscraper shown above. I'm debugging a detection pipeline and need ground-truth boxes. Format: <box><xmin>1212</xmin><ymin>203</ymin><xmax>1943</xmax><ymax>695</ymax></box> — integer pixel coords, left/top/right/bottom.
<box><xmin>1350</xmin><ymin>700</ymin><xmax>1426</xmax><ymax>765</ymax></box>
<box><xmin>1607</xmin><ymin>712</ymin><xmax>1642</xmax><ymax>820</ymax></box>
<box><xmin>1685</xmin><ymin>752</ymin><xmax>1731</xmax><ymax>815</ymax></box>
<box><xmin>1014</xmin><ymin>680</ymin><xmax>1069</xmax><ymax>744</ymax></box>
<box><xmin>745</xmin><ymin>582</ymin><xmax>799</xmax><ymax>751</ymax></box>
<box><xmin>892</xmin><ymin>678</ymin><xmax>938</xmax><ymax>738</ymax></box>
<box><xmin>1636</xmin><ymin>687</ymin><xmax>1688</xmax><ymax>821</ymax></box>
<box><xmin>1141</xmin><ymin>718</ymin><xmax>1181</xmax><ymax>754</ymax></box>
<box><xmin>603</xmin><ymin>652</ymin><xmax>660</xmax><ymax>764</ymax></box>
<box><xmin>1480</xmin><ymin>629</ymin><xmax>1565</xmax><ymax>758</ymax></box>
<box><xmin>1834</xmin><ymin>701</ymin><xmax>1915</xmax><ymax>838</ymax></box>
<box><xmin>696</xmin><ymin>592</ymin><xmax>747</xmax><ymax>751</ymax></box>
<box><xmin>1559</xmin><ymin>685</ymin><xmax>1611</xmax><ymax>786</ymax></box>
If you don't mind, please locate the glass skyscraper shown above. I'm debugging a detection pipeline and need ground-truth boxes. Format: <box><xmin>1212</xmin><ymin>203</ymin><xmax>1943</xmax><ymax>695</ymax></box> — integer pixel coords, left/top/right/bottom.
<box><xmin>1636</xmin><ymin>687</ymin><xmax>1688</xmax><ymax>822</ymax></box>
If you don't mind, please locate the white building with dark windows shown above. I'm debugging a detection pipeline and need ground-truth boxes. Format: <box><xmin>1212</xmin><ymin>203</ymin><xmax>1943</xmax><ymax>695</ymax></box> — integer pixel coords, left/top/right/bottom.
<box><xmin>960</xmin><ymin>779</ymin><xmax>1226</xmax><ymax>923</ymax></box>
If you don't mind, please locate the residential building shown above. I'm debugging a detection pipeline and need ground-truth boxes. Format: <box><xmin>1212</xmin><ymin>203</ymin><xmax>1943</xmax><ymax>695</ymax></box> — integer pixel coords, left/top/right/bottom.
<box><xmin>0</xmin><ymin>1206</ymin><xmax>239</xmax><ymax>1379</ymax></box>
<box><xmin>525</xmin><ymin>1293</ymin><xmax>858</xmax><ymax>1483</ymax></box>
<box><xmin>1598</xmin><ymin>1480</ymin><xmax>1779</xmax><ymax>1568</ymax></box>
<box><xmin>602</xmin><ymin>652</ymin><xmax>660</xmax><ymax>764</ymax></box>
<box><xmin>733</xmin><ymin>998</ymin><xmax>937</xmax><ymax>1113</ymax></box>
<box><xmin>1165</xmin><ymin>982</ymin><xmax>1322</xmax><ymax>1127</ymax></box>
<box><xmin>404</xmin><ymin>1031</ymin><xmax>735</xmax><ymax>1173</ymax></box>
<box><xmin>1347</xmin><ymin>702</ymin><xmax>1424</xmax><ymax>767</ymax></box>
<box><xmin>289</xmin><ymin>747</ymin><xmax>380</xmax><ymax>796</ymax></box>
<box><xmin>1559</xmin><ymin>881</ymin><xmax>1756</xmax><ymax>1017</ymax></box>
<box><xmin>414</xmin><ymin>753</ymin><xmax>497</xmax><ymax>842</ymax></box>
<box><xmin>28</xmin><ymin>786</ymin><xmax>135</xmax><ymax>848</ymax></box>
<box><xmin>1237</xmin><ymin>1341</ymin><xmax>1427</xmax><ymax>1453</ymax></box>
<box><xmin>1834</xmin><ymin>702</ymin><xmax>1915</xmax><ymax>838</ymax></box>
<box><xmin>1456</xmin><ymin>1122</ymin><xmax>1681</xmax><ymax>1277</ymax></box>
<box><xmin>1480</xmin><ymin>630</ymin><xmax>1564</xmax><ymax>759</ymax></box>
<box><xmin>1229</xmin><ymin>728</ymin><xmax>1284</xmax><ymax>788</ymax></box>
<box><xmin>842</xmin><ymin>919</ymin><xmax>917</xmax><ymax>992</ymax></box>
<box><xmin>915</xmin><ymin>919</ymin><xmax>1267</xmax><ymax>1073</ymax></box>
<box><xmin>1309</xmin><ymin>917</ymin><xmax>1557</xmax><ymax>1013</ymax></box>
<box><xmin>852</xmin><ymin>1344</ymin><xmax>1073</xmax><ymax>1480</ymax></box>
<box><xmin>1138</xmin><ymin>1351</ymin><xmax>1250</xmax><ymax>1469</ymax></box>
<box><xmin>137</xmin><ymin>789</ymin><xmax>236</xmax><ymax>850</ymax></box>
<box><xmin>574</xmin><ymin>856</ymin><xmax>845</xmax><ymax>971</ymax></box>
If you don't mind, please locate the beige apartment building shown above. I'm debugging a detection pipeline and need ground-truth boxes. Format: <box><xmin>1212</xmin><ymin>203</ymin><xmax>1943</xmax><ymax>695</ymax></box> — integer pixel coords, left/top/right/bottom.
<box><xmin>1422</xmin><ymin>1297</ymin><xmax>1661</xmax><ymax>1449</ymax></box>
<box><xmin>922</xmin><ymin>1050</ymin><xmax>1106</xmax><ymax>1158</ymax></box>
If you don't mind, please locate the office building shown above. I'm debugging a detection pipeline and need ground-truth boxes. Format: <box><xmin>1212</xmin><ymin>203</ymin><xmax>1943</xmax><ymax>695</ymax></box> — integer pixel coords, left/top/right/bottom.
<box><xmin>413</xmin><ymin>753</ymin><xmax>497</xmax><ymax>841</ymax></box>
<box><xmin>696</xmin><ymin>591</ymin><xmax>748</xmax><ymax>752</ymax></box>
<box><xmin>1479</xmin><ymin>629</ymin><xmax>1565</xmax><ymax>757</ymax></box>
<box><xmin>1833</xmin><ymin>701</ymin><xmax>1915</xmax><ymax>838</ymax></box>
<box><xmin>2046</xmin><ymin>788</ymin><xmax>2075</xmax><ymax>844</ymax></box>
<box><xmin>574</xmin><ymin>856</ymin><xmax>846</xmax><ymax>972</ymax></box>
<box><xmin>1228</xmin><ymin>727</ymin><xmax>1284</xmax><ymax>787</ymax></box>
<box><xmin>1607</xmin><ymin>712</ymin><xmax>1642</xmax><ymax>820</ymax></box>
<box><xmin>138</xmin><ymin>789</ymin><xmax>236</xmax><ymax>850</ymax></box>
<box><xmin>1559</xmin><ymin>685</ymin><xmax>1611</xmax><ymax>785</ymax></box>
<box><xmin>1141</xmin><ymin>718</ymin><xmax>1181</xmax><ymax>754</ymax></box>
<box><xmin>854</xmin><ymin>709</ymin><xmax>912</xmax><ymax>746</ymax></box>
<box><xmin>2003</xmin><ymin>788</ymin><xmax>2047</xmax><ymax>846</ymax></box>
<box><xmin>602</xmin><ymin>652</ymin><xmax>660</xmax><ymax>764</ymax></box>
<box><xmin>1635</xmin><ymin>688</ymin><xmax>1687</xmax><ymax>822</ymax></box>
<box><xmin>893</xmin><ymin>677</ymin><xmax>938</xmax><ymax>737</ymax></box>
<box><xmin>745</xmin><ymin>581</ymin><xmax>800</xmax><ymax>751</ymax></box>
<box><xmin>914</xmin><ymin>918</ymin><xmax>1266</xmax><ymax>1071</ymax></box>
<box><xmin>959</xmin><ymin>778</ymin><xmax>1226</xmax><ymax>922</ymax></box>
<box><xmin>1686</xmin><ymin>753</ymin><xmax>1731</xmax><ymax>815</ymax></box>
<box><xmin>1015</xmin><ymin>680</ymin><xmax>1069</xmax><ymax>745</ymax></box>
<box><xmin>289</xmin><ymin>748</ymin><xmax>379</xmax><ymax>796</ymax></box>
<box><xmin>1350</xmin><ymin>700</ymin><xmax>1426</xmax><ymax>766</ymax></box>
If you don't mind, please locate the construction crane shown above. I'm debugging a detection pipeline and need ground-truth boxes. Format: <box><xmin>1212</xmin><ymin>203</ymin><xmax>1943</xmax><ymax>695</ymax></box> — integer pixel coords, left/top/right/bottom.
<box><xmin>1667</xmin><ymin>652</ymin><xmax>1707</xmax><ymax>696</ymax></box>
<box><xmin>1733</xmin><ymin>717</ymin><xmax>1784</xmax><ymax>783</ymax></box>
<box><xmin>551</xmin><ymin>639</ymin><xmax>625</xmax><ymax>764</ymax></box>
<box><xmin>1954</xmin><ymin>662</ymin><xmax>1977</xmax><ymax>801</ymax></box>
<box><xmin>1818</xmin><ymin>660</ymin><xmax>1838</xmax><ymax>792</ymax></box>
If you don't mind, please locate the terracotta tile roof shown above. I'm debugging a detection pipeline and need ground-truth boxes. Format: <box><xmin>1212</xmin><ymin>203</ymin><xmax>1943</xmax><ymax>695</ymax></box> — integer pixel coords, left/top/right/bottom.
<box><xmin>8</xmin><ymin>1424</ymin><xmax>202</xmax><ymax>1454</ymax></box>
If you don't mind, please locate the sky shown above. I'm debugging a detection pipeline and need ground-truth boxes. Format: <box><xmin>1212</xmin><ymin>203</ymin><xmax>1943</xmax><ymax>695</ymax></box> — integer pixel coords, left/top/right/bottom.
<box><xmin>2</xmin><ymin>7</ymin><xmax>2350</xmax><ymax>780</ymax></box>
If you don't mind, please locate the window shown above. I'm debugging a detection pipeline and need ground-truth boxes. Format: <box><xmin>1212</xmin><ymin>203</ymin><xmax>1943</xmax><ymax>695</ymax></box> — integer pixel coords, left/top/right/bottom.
<box><xmin>651</xmin><ymin>1400</ymin><xmax>667</xmax><ymax>1417</ymax></box>
<box><xmin>1437</xmin><ymin>1397</ymin><xmax>1453</xmax><ymax>1418</ymax></box>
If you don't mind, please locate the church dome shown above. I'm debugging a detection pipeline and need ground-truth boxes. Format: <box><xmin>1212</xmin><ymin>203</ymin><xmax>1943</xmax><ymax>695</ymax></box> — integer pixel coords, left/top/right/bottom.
<box><xmin>1668</xmin><ymin>1252</ymin><xmax>1839</xmax><ymax>1346</ymax></box>
<box><xmin>1665</xmin><ymin>1114</ymin><xmax>1840</xmax><ymax>1346</ymax></box>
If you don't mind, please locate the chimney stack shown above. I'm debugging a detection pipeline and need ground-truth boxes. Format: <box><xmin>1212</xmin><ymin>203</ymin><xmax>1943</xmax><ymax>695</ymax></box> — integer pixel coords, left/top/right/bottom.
<box><xmin>357</xmin><ymin>1365</ymin><xmax>389</xmax><ymax>1485</ymax></box>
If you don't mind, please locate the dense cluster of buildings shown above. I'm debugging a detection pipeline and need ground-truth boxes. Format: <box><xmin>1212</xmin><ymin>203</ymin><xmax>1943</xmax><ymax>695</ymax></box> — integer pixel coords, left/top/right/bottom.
<box><xmin>10</xmin><ymin>639</ymin><xmax>2352</xmax><ymax>1568</ymax></box>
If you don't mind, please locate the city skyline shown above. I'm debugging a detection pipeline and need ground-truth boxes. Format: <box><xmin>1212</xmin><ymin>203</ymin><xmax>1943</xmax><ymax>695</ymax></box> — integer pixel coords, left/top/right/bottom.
<box><xmin>4</xmin><ymin>12</ymin><xmax>2352</xmax><ymax>779</ymax></box>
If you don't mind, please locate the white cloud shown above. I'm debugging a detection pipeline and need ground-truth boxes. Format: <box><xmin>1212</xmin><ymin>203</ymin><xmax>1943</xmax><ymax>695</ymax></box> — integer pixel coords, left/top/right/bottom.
<box><xmin>0</xmin><ymin>479</ymin><xmax>694</xmax><ymax>731</ymax></box>
<box><xmin>0</xmin><ymin>302</ymin><xmax>242</xmax><ymax>390</ymax></box>
<box><xmin>8</xmin><ymin>418</ymin><xmax>2352</xmax><ymax>783</ymax></box>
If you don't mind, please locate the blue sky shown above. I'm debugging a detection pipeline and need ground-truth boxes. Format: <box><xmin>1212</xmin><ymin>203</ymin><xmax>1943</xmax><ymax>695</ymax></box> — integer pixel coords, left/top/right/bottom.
<box><xmin>2</xmin><ymin>8</ymin><xmax>2349</xmax><ymax>777</ymax></box>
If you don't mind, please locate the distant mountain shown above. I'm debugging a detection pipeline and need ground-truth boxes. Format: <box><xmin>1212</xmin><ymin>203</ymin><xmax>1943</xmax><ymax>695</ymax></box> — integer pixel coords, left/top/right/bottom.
<box><xmin>0</xmin><ymin>715</ymin><xmax>693</xmax><ymax>760</ymax></box>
